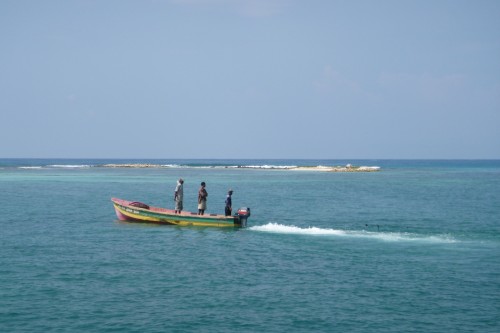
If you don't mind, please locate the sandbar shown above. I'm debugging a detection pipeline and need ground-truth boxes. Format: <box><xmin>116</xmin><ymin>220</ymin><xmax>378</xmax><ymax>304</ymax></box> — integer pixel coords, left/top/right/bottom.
<box><xmin>290</xmin><ymin>165</ymin><xmax>380</xmax><ymax>172</ymax></box>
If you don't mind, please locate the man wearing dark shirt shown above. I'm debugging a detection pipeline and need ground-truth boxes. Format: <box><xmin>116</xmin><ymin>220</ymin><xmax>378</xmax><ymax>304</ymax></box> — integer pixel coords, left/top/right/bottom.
<box><xmin>225</xmin><ymin>189</ymin><xmax>233</xmax><ymax>216</ymax></box>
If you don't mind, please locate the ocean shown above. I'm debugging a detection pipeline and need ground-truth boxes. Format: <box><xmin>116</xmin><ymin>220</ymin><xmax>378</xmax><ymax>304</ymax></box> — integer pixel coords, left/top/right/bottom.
<box><xmin>1</xmin><ymin>159</ymin><xmax>499</xmax><ymax>332</ymax></box>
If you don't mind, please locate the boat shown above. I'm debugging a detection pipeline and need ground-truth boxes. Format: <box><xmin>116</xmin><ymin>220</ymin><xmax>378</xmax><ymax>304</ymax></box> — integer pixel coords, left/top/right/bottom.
<box><xmin>111</xmin><ymin>198</ymin><xmax>251</xmax><ymax>227</ymax></box>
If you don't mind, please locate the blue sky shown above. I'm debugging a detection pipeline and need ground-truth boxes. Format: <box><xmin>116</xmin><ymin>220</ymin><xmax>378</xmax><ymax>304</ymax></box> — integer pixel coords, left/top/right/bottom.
<box><xmin>1</xmin><ymin>0</ymin><xmax>499</xmax><ymax>159</ymax></box>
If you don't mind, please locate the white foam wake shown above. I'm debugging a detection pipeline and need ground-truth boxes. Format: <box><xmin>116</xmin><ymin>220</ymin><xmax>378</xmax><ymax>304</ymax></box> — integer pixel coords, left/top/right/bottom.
<box><xmin>249</xmin><ymin>223</ymin><xmax>457</xmax><ymax>243</ymax></box>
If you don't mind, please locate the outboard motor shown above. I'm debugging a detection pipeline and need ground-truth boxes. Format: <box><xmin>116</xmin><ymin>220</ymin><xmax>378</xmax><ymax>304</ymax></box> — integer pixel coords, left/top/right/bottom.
<box><xmin>235</xmin><ymin>207</ymin><xmax>251</xmax><ymax>227</ymax></box>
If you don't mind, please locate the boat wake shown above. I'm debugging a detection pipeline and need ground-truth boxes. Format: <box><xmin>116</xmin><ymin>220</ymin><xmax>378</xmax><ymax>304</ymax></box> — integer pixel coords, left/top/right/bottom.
<box><xmin>248</xmin><ymin>223</ymin><xmax>457</xmax><ymax>244</ymax></box>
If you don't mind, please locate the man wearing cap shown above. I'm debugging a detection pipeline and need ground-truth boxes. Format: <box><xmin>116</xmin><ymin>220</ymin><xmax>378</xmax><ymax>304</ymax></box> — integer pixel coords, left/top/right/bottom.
<box><xmin>225</xmin><ymin>189</ymin><xmax>233</xmax><ymax>216</ymax></box>
<box><xmin>174</xmin><ymin>178</ymin><xmax>184</xmax><ymax>214</ymax></box>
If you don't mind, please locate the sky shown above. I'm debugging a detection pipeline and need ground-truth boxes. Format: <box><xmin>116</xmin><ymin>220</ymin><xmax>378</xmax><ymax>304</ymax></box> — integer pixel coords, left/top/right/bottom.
<box><xmin>1</xmin><ymin>0</ymin><xmax>499</xmax><ymax>159</ymax></box>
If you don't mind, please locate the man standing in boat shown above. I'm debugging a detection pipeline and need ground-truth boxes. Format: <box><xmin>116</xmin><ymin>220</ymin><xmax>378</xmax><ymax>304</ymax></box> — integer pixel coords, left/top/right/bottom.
<box><xmin>225</xmin><ymin>189</ymin><xmax>233</xmax><ymax>216</ymax></box>
<box><xmin>174</xmin><ymin>178</ymin><xmax>184</xmax><ymax>214</ymax></box>
<box><xmin>198</xmin><ymin>182</ymin><xmax>208</xmax><ymax>215</ymax></box>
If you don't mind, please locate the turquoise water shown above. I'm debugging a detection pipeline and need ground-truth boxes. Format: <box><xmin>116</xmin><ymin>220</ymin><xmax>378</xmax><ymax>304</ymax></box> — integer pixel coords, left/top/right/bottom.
<box><xmin>1</xmin><ymin>159</ymin><xmax>499</xmax><ymax>332</ymax></box>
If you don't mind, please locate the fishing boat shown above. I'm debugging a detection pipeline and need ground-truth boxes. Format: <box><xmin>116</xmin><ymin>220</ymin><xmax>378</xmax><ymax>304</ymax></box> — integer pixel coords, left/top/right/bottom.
<box><xmin>111</xmin><ymin>198</ymin><xmax>251</xmax><ymax>227</ymax></box>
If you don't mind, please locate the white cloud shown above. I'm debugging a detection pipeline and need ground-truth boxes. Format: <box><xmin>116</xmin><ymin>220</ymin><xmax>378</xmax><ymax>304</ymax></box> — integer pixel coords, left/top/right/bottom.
<box><xmin>169</xmin><ymin>0</ymin><xmax>287</xmax><ymax>17</ymax></box>
<box><xmin>378</xmin><ymin>72</ymin><xmax>466</xmax><ymax>102</ymax></box>
<box><xmin>67</xmin><ymin>94</ymin><xmax>77</xmax><ymax>102</ymax></box>
<box><xmin>313</xmin><ymin>65</ymin><xmax>361</xmax><ymax>95</ymax></box>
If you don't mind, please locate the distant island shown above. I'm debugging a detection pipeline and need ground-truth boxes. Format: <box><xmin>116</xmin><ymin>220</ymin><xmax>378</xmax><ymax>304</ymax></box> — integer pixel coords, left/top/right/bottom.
<box><xmin>290</xmin><ymin>165</ymin><xmax>381</xmax><ymax>172</ymax></box>
<box><xmin>102</xmin><ymin>164</ymin><xmax>162</xmax><ymax>168</ymax></box>
<box><xmin>101</xmin><ymin>163</ymin><xmax>381</xmax><ymax>172</ymax></box>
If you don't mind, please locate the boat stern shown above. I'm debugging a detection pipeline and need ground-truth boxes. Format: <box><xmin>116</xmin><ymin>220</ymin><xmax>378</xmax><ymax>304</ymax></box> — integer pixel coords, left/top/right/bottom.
<box><xmin>235</xmin><ymin>207</ymin><xmax>251</xmax><ymax>227</ymax></box>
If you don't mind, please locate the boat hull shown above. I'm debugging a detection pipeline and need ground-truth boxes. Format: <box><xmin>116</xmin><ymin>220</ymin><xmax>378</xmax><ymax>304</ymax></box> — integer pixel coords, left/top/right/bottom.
<box><xmin>112</xmin><ymin>198</ymin><xmax>245</xmax><ymax>227</ymax></box>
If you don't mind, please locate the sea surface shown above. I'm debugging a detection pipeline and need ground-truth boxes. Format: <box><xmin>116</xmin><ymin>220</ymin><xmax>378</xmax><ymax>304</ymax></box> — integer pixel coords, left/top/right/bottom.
<box><xmin>1</xmin><ymin>159</ymin><xmax>499</xmax><ymax>332</ymax></box>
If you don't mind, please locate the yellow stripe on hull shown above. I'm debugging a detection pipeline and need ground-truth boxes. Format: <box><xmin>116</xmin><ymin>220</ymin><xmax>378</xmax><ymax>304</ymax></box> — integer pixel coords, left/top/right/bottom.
<box><xmin>114</xmin><ymin>204</ymin><xmax>236</xmax><ymax>227</ymax></box>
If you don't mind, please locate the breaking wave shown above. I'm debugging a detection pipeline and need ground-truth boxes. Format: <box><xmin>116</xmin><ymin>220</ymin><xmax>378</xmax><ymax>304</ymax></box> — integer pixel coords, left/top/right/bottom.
<box><xmin>18</xmin><ymin>166</ymin><xmax>43</xmax><ymax>169</ymax></box>
<box><xmin>17</xmin><ymin>165</ymin><xmax>91</xmax><ymax>169</ymax></box>
<box><xmin>48</xmin><ymin>164</ymin><xmax>91</xmax><ymax>168</ymax></box>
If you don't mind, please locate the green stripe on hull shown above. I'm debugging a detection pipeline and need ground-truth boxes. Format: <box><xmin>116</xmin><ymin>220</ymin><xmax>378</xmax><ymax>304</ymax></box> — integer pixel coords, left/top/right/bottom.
<box><xmin>114</xmin><ymin>203</ymin><xmax>238</xmax><ymax>227</ymax></box>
